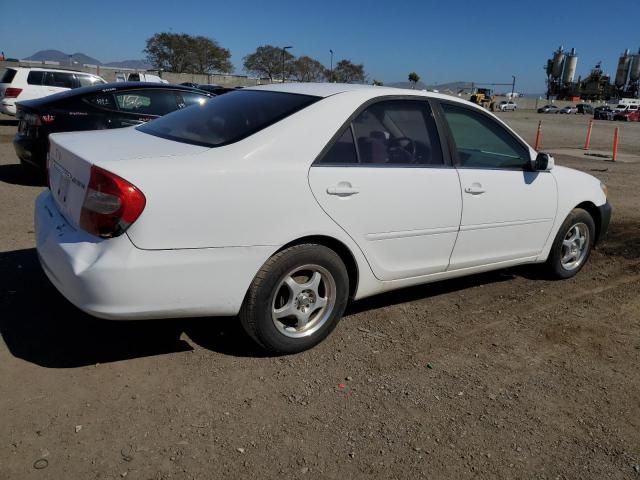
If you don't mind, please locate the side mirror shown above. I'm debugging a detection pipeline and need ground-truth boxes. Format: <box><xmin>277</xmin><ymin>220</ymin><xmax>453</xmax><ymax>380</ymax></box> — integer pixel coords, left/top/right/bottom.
<box><xmin>531</xmin><ymin>152</ymin><xmax>554</xmax><ymax>171</ymax></box>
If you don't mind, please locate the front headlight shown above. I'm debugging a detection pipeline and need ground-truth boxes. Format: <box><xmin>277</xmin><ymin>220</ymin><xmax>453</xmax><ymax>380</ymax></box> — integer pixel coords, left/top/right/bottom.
<box><xmin>600</xmin><ymin>182</ymin><xmax>608</xmax><ymax>198</ymax></box>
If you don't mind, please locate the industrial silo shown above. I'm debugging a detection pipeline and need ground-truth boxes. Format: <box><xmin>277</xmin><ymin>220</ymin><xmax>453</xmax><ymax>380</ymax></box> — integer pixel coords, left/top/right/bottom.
<box><xmin>629</xmin><ymin>48</ymin><xmax>640</xmax><ymax>83</ymax></box>
<box><xmin>551</xmin><ymin>46</ymin><xmax>565</xmax><ymax>79</ymax></box>
<box><xmin>562</xmin><ymin>48</ymin><xmax>578</xmax><ymax>83</ymax></box>
<box><xmin>615</xmin><ymin>49</ymin><xmax>631</xmax><ymax>87</ymax></box>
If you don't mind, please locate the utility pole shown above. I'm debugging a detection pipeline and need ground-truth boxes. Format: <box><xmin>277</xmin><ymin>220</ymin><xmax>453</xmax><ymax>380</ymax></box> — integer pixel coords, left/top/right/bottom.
<box><xmin>282</xmin><ymin>46</ymin><xmax>292</xmax><ymax>83</ymax></box>
<box><xmin>329</xmin><ymin>49</ymin><xmax>334</xmax><ymax>82</ymax></box>
<box><xmin>511</xmin><ymin>75</ymin><xmax>516</xmax><ymax>98</ymax></box>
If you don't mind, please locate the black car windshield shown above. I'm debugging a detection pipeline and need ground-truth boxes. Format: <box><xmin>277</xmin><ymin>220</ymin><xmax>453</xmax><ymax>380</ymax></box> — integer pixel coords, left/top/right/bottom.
<box><xmin>137</xmin><ymin>90</ymin><xmax>320</xmax><ymax>147</ymax></box>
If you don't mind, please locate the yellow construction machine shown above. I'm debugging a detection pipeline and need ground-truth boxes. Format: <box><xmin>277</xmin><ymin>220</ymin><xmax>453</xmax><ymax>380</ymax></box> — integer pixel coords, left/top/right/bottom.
<box><xmin>470</xmin><ymin>88</ymin><xmax>496</xmax><ymax>111</ymax></box>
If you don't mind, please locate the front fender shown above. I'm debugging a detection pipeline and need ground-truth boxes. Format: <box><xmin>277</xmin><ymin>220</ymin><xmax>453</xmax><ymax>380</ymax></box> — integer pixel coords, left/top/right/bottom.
<box><xmin>537</xmin><ymin>166</ymin><xmax>607</xmax><ymax>261</ymax></box>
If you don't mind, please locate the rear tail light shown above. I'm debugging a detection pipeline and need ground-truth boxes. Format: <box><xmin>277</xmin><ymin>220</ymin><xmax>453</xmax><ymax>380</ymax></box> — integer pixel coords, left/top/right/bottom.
<box><xmin>24</xmin><ymin>113</ymin><xmax>42</xmax><ymax>126</ymax></box>
<box><xmin>4</xmin><ymin>87</ymin><xmax>22</xmax><ymax>98</ymax></box>
<box><xmin>80</xmin><ymin>166</ymin><xmax>146</xmax><ymax>238</ymax></box>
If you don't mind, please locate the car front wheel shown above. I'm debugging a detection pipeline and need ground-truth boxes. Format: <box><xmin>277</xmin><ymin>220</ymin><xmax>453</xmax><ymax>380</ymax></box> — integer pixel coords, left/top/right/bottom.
<box><xmin>239</xmin><ymin>244</ymin><xmax>349</xmax><ymax>354</ymax></box>
<box><xmin>545</xmin><ymin>208</ymin><xmax>595</xmax><ymax>279</ymax></box>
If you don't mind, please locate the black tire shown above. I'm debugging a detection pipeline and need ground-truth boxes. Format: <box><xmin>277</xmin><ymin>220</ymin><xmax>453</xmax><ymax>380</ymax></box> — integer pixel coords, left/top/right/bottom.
<box><xmin>239</xmin><ymin>244</ymin><xmax>349</xmax><ymax>354</ymax></box>
<box><xmin>545</xmin><ymin>208</ymin><xmax>595</xmax><ymax>279</ymax></box>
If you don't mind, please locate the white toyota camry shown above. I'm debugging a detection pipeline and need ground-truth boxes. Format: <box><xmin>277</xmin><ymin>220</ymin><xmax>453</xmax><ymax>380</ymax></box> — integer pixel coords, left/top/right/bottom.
<box><xmin>36</xmin><ymin>83</ymin><xmax>611</xmax><ymax>353</ymax></box>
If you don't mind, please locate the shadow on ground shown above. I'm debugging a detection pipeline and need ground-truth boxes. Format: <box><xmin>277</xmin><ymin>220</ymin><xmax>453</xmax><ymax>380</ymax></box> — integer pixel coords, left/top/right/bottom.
<box><xmin>0</xmin><ymin>248</ymin><xmax>524</xmax><ymax>368</ymax></box>
<box><xmin>0</xmin><ymin>248</ymin><xmax>266</xmax><ymax>368</ymax></box>
<box><xmin>0</xmin><ymin>163</ymin><xmax>45</xmax><ymax>187</ymax></box>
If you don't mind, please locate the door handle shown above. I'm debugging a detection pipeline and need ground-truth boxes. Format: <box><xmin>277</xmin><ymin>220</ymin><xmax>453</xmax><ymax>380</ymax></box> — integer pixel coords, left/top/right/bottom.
<box><xmin>327</xmin><ymin>182</ymin><xmax>359</xmax><ymax>197</ymax></box>
<box><xmin>464</xmin><ymin>183</ymin><xmax>486</xmax><ymax>195</ymax></box>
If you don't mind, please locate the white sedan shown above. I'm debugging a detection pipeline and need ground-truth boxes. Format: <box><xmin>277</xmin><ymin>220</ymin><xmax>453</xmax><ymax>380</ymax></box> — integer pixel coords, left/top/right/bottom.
<box><xmin>36</xmin><ymin>83</ymin><xmax>611</xmax><ymax>353</ymax></box>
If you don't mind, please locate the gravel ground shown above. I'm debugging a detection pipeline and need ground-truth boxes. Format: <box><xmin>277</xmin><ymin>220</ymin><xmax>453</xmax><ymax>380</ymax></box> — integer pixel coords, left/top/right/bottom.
<box><xmin>0</xmin><ymin>111</ymin><xmax>639</xmax><ymax>480</ymax></box>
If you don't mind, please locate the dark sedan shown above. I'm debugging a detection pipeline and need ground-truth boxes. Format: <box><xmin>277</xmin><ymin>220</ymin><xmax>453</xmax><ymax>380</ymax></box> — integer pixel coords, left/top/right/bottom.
<box><xmin>576</xmin><ymin>104</ymin><xmax>594</xmax><ymax>115</ymax></box>
<box><xmin>180</xmin><ymin>82</ymin><xmax>237</xmax><ymax>95</ymax></box>
<box><xmin>594</xmin><ymin>106</ymin><xmax>614</xmax><ymax>120</ymax></box>
<box><xmin>14</xmin><ymin>82</ymin><xmax>212</xmax><ymax>174</ymax></box>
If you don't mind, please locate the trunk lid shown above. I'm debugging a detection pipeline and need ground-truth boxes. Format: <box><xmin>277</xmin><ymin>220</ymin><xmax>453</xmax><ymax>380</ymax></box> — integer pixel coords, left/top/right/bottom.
<box><xmin>48</xmin><ymin>127</ymin><xmax>209</xmax><ymax>231</ymax></box>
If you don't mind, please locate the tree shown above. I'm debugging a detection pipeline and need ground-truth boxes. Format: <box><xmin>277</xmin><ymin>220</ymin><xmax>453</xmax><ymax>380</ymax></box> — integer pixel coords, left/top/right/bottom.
<box><xmin>243</xmin><ymin>45</ymin><xmax>294</xmax><ymax>82</ymax></box>
<box><xmin>408</xmin><ymin>72</ymin><xmax>420</xmax><ymax>88</ymax></box>
<box><xmin>333</xmin><ymin>59</ymin><xmax>366</xmax><ymax>83</ymax></box>
<box><xmin>144</xmin><ymin>32</ymin><xmax>232</xmax><ymax>74</ymax></box>
<box><xmin>188</xmin><ymin>35</ymin><xmax>232</xmax><ymax>74</ymax></box>
<box><xmin>291</xmin><ymin>56</ymin><xmax>326</xmax><ymax>82</ymax></box>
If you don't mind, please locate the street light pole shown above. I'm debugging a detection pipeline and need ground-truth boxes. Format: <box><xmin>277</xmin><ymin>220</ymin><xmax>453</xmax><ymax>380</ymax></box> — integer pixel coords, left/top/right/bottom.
<box><xmin>282</xmin><ymin>46</ymin><xmax>292</xmax><ymax>83</ymax></box>
<box><xmin>329</xmin><ymin>49</ymin><xmax>333</xmax><ymax>82</ymax></box>
<box><xmin>511</xmin><ymin>75</ymin><xmax>516</xmax><ymax>99</ymax></box>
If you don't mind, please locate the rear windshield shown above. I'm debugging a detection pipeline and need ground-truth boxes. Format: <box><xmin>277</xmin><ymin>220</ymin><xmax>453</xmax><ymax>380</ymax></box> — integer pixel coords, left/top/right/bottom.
<box><xmin>137</xmin><ymin>90</ymin><xmax>320</xmax><ymax>147</ymax></box>
<box><xmin>1</xmin><ymin>68</ymin><xmax>17</xmax><ymax>84</ymax></box>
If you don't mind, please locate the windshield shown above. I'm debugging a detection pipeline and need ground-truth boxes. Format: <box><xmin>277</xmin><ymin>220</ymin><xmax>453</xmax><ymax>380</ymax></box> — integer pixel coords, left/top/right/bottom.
<box><xmin>137</xmin><ymin>90</ymin><xmax>320</xmax><ymax>147</ymax></box>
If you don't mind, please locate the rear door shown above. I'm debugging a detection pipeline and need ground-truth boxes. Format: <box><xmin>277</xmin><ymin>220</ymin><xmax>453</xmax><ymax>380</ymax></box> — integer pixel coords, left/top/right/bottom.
<box><xmin>309</xmin><ymin>99</ymin><xmax>462</xmax><ymax>281</ymax></box>
<box><xmin>438</xmin><ymin>101</ymin><xmax>557</xmax><ymax>270</ymax></box>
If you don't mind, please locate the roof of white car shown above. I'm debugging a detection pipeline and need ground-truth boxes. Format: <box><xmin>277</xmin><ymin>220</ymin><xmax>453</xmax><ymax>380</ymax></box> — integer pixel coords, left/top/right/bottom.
<box><xmin>10</xmin><ymin>66</ymin><xmax>98</xmax><ymax>74</ymax></box>
<box><xmin>247</xmin><ymin>82</ymin><xmax>455</xmax><ymax>101</ymax></box>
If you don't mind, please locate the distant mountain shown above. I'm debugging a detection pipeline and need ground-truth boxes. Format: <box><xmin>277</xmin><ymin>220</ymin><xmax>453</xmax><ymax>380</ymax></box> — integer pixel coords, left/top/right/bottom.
<box><xmin>103</xmin><ymin>59</ymin><xmax>151</xmax><ymax>69</ymax></box>
<box><xmin>24</xmin><ymin>49</ymin><xmax>102</xmax><ymax>66</ymax></box>
<box><xmin>22</xmin><ymin>49</ymin><xmax>149</xmax><ymax>69</ymax></box>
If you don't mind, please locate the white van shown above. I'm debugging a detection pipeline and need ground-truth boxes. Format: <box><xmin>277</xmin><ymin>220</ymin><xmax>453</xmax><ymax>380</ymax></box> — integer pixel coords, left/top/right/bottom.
<box><xmin>0</xmin><ymin>67</ymin><xmax>106</xmax><ymax>115</ymax></box>
<box><xmin>115</xmin><ymin>72</ymin><xmax>169</xmax><ymax>84</ymax></box>
<box><xmin>613</xmin><ymin>98</ymin><xmax>640</xmax><ymax>113</ymax></box>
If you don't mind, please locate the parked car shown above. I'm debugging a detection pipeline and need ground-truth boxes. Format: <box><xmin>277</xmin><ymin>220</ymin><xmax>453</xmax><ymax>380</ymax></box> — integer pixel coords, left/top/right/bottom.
<box><xmin>594</xmin><ymin>106</ymin><xmax>615</xmax><ymax>120</ymax></box>
<box><xmin>497</xmin><ymin>100</ymin><xmax>517</xmax><ymax>112</ymax></box>
<box><xmin>614</xmin><ymin>109</ymin><xmax>640</xmax><ymax>121</ymax></box>
<box><xmin>576</xmin><ymin>104</ymin><xmax>594</xmax><ymax>115</ymax></box>
<box><xmin>180</xmin><ymin>83</ymin><xmax>237</xmax><ymax>95</ymax></box>
<box><xmin>559</xmin><ymin>105</ymin><xmax>578</xmax><ymax>114</ymax></box>
<box><xmin>0</xmin><ymin>67</ymin><xmax>105</xmax><ymax>115</ymax></box>
<box><xmin>537</xmin><ymin>104</ymin><xmax>560</xmax><ymax>113</ymax></box>
<box><xmin>115</xmin><ymin>72</ymin><xmax>168</xmax><ymax>84</ymax></box>
<box><xmin>36</xmin><ymin>83</ymin><xmax>611</xmax><ymax>354</ymax></box>
<box><xmin>14</xmin><ymin>82</ymin><xmax>211</xmax><ymax>174</ymax></box>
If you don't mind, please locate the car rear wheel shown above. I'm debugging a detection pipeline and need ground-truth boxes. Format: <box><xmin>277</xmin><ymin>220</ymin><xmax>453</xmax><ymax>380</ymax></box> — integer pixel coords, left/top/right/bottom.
<box><xmin>239</xmin><ymin>244</ymin><xmax>349</xmax><ymax>354</ymax></box>
<box><xmin>545</xmin><ymin>208</ymin><xmax>595</xmax><ymax>279</ymax></box>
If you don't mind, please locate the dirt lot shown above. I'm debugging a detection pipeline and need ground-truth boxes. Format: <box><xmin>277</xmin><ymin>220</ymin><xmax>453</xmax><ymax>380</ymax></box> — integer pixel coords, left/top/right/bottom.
<box><xmin>0</xmin><ymin>111</ymin><xmax>639</xmax><ymax>480</ymax></box>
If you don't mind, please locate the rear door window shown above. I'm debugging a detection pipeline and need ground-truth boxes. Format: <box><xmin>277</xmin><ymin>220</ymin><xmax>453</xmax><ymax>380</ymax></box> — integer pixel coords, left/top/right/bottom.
<box><xmin>1</xmin><ymin>68</ymin><xmax>17</xmax><ymax>83</ymax></box>
<box><xmin>27</xmin><ymin>71</ymin><xmax>45</xmax><ymax>85</ymax></box>
<box><xmin>350</xmin><ymin>100</ymin><xmax>443</xmax><ymax>165</ymax></box>
<box><xmin>44</xmin><ymin>71</ymin><xmax>76</xmax><ymax>89</ymax></box>
<box><xmin>318</xmin><ymin>128</ymin><xmax>358</xmax><ymax>164</ymax></box>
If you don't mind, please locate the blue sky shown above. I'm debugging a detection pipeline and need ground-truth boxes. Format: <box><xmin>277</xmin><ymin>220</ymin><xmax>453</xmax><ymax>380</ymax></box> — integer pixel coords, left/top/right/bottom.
<box><xmin>1</xmin><ymin>0</ymin><xmax>638</xmax><ymax>93</ymax></box>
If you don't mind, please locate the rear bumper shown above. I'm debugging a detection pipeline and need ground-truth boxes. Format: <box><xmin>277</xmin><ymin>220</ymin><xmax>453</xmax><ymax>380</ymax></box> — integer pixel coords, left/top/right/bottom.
<box><xmin>14</xmin><ymin>134</ymin><xmax>47</xmax><ymax>170</ymax></box>
<box><xmin>0</xmin><ymin>100</ymin><xmax>16</xmax><ymax>115</ymax></box>
<box><xmin>35</xmin><ymin>191</ymin><xmax>273</xmax><ymax>320</ymax></box>
<box><xmin>596</xmin><ymin>201</ymin><xmax>612</xmax><ymax>244</ymax></box>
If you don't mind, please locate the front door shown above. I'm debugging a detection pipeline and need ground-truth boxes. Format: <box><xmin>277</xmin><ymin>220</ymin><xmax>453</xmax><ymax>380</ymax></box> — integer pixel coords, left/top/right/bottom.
<box><xmin>438</xmin><ymin>102</ymin><xmax>557</xmax><ymax>270</ymax></box>
<box><xmin>309</xmin><ymin>99</ymin><xmax>462</xmax><ymax>281</ymax></box>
